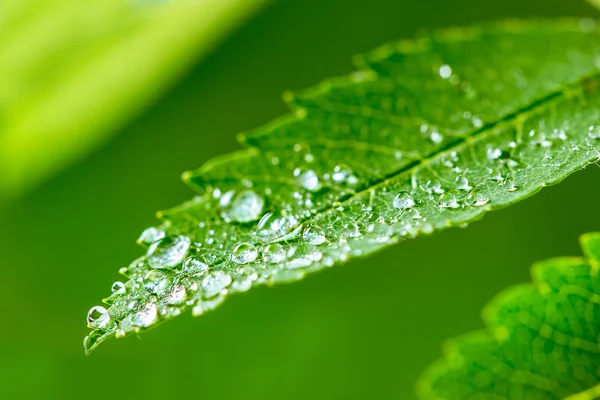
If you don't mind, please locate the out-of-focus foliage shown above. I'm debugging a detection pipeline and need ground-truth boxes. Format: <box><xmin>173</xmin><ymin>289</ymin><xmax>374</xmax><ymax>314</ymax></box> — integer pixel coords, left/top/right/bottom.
<box><xmin>418</xmin><ymin>232</ymin><xmax>600</xmax><ymax>400</ymax></box>
<box><xmin>0</xmin><ymin>0</ymin><xmax>268</xmax><ymax>198</ymax></box>
<box><xmin>85</xmin><ymin>19</ymin><xmax>600</xmax><ymax>354</ymax></box>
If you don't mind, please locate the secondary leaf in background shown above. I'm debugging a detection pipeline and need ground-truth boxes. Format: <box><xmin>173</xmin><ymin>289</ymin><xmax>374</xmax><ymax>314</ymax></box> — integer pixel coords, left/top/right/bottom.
<box><xmin>0</xmin><ymin>0</ymin><xmax>269</xmax><ymax>199</ymax></box>
<box><xmin>417</xmin><ymin>232</ymin><xmax>600</xmax><ymax>400</ymax></box>
<box><xmin>84</xmin><ymin>19</ymin><xmax>600</xmax><ymax>353</ymax></box>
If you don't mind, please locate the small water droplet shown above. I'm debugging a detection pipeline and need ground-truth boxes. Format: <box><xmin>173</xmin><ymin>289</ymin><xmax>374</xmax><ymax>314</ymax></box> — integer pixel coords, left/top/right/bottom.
<box><xmin>456</xmin><ymin>176</ymin><xmax>472</xmax><ymax>191</ymax></box>
<box><xmin>202</xmin><ymin>271</ymin><xmax>233</xmax><ymax>298</ymax></box>
<box><xmin>231</xmin><ymin>242</ymin><xmax>258</xmax><ymax>264</ymax></box>
<box><xmin>393</xmin><ymin>192</ymin><xmax>415</xmax><ymax>210</ymax></box>
<box><xmin>473</xmin><ymin>194</ymin><xmax>489</xmax><ymax>207</ymax></box>
<box><xmin>589</xmin><ymin>125</ymin><xmax>600</xmax><ymax>139</ymax></box>
<box><xmin>505</xmin><ymin>179</ymin><xmax>517</xmax><ymax>192</ymax></box>
<box><xmin>367</xmin><ymin>223</ymin><xmax>392</xmax><ymax>242</ymax></box>
<box><xmin>439</xmin><ymin>194</ymin><xmax>459</xmax><ymax>209</ymax></box>
<box><xmin>286</xmin><ymin>243</ymin><xmax>323</xmax><ymax>269</ymax></box>
<box><xmin>147</xmin><ymin>235</ymin><xmax>191</xmax><ymax>269</ymax></box>
<box><xmin>439</xmin><ymin>65</ymin><xmax>452</xmax><ymax>79</ymax></box>
<box><xmin>430</xmin><ymin>131</ymin><xmax>443</xmax><ymax>144</ymax></box>
<box><xmin>231</xmin><ymin>277</ymin><xmax>253</xmax><ymax>292</ymax></box>
<box><xmin>143</xmin><ymin>270</ymin><xmax>168</xmax><ymax>293</ymax></box>
<box><xmin>489</xmin><ymin>169</ymin><xmax>504</xmax><ymax>181</ymax></box>
<box><xmin>343</xmin><ymin>223</ymin><xmax>361</xmax><ymax>238</ymax></box>
<box><xmin>406</xmin><ymin>209</ymin><xmax>421</xmax><ymax>220</ymax></box>
<box><xmin>87</xmin><ymin>306</ymin><xmax>110</xmax><ymax>329</ymax></box>
<box><xmin>221</xmin><ymin>190</ymin><xmax>264</xmax><ymax>223</ymax></box>
<box><xmin>297</xmin><ymin>169</ymin><xmax>321</xmax><ymax>191</ymax></box>
<box><xmin>302</xmin><ymin>225</ymin><xmax>327</xmax><ymax>245</ymax></box>
<box><xmin>182</xmin><ymin>256</ymin><xmax>209</xmax><ymax>275</ymax></box>
<box><xmin>486</xmin><ymin>147</ymin><xmax>502</xmax><ymax>160</ymax></box>
<box><xmin>426</xmin><ymin>180</ymin><xmax>445</xmax><ymax>194</ymax></box>
<box><xmin>111</xmin><ymin>281</ymin><xmax>126</xmax><ymax>295</ymax></box>
<box><xmin>261</xmin><ymin>243</ymin><xmax>287</xmax><ymax>263</ymax></box>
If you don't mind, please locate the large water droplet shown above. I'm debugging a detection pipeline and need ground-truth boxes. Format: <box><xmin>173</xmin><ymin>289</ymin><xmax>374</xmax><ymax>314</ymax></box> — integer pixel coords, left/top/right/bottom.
<box><xmin>166</xmin><ymin>285</ymin><xmax>187</xmax><ymax>305</ymax></box>
<box><xmin>231</xmin><ymin>242</ymin><xmax>258</xmax><ymax>264</ymax></box>
<box><xmin>439</xmin><ymin>194</ymin><xmax>459</xmax><ymax>209</ymax></box>
<box><xmin>261</xmin><ymin>243</ymin><xmax>287</xmax><ymax>263</ymax></box>
<box><xmin>286</xmin><ymin>243</ymin><xmax>323</xmax><ymax>269</ymax></box>
<box><xmin>182</xmin><ymin>256</ymin><xmax>209</xmax><ymax>275</ymax></box>
<box><xmin>138</xmin><ymin>227</ymin><xmax>165</xmax><ymax>245</ymax></box>
<box><xmin>147</xmin><ymin>235</ymin><xmax>191</xmax><ymax>269</ymax></box>
<box><xmin>133</xmin><ymin>303</ymin><xmax>158</xmax><ymax>328</ymax></box>
<box><xmin>302</xmin><ymin>225</ymin><xmax>327</xmax><ymax>245</ymax></box>
<box><xmin>202</xmin><ymin>271</ymin><xmax>233</xmax><ymax>298</ymax></box>
<box><xmin>439</xmin><ymin>64</ymin><xmax>452</xmax><ymax>79</ymax></box>
<box><xmin>221</xmin><ymin>190</ymin><xmax>264</xmax><ymax>223</ymax></box>
<box><xmin>393</xmin><ymin>192</ymin><xmax>415</xmax><ymax>210</ymax></box>
<box><xmin>257</xmin><ymin>211</ymin><xmax>297</xmax><ymax>241</ymax></box>
<box><xmin>87</xmin><ymin>306</ymin><xmax>110</xmax><ymax>329</ymax></box>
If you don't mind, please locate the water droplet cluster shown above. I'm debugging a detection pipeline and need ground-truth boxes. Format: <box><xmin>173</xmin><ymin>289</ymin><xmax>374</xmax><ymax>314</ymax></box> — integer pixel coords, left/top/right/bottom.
<box><xmin>85</xmin><ymin>21</ymin><xmax>600</xmax><ymax>353</ymax></box>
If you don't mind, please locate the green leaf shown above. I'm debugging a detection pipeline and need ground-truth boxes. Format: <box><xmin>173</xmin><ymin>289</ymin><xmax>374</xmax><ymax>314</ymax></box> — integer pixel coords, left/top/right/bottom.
<box><xmin>417</xmin><ymin>232</ymin><xmax>600</xmax><ymax>400</ymax></box>
<box><xmin>0</xmin><ymin>0</ymin><xmax>268</xmax><ymax>198</ymax></box>
<box><xmin>589</xmin><ymin>0</ymin><xmax>600</xmax><ymax>11</ymax></box>
<box><xmin>84</xmin><ymin>19</ymin><xmax>600</xmax><ymax>354</ymax></box>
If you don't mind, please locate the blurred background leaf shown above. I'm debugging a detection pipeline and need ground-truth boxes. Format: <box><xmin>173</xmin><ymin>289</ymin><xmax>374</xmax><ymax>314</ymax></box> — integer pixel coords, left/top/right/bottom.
<box><xmin>0</xmin><ymin>0</ymin><xmax>269</xmax><ymax>199</ymax></box>
<box><xmin>1</xmin><ymin>0</ymin><xmax>600</xmax><ymax>399</ymax></box>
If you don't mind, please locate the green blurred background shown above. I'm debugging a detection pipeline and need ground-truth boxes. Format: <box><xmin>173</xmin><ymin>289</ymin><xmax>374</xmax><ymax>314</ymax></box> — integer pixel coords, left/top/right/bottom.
<box><xmin>1</xmin><ymin>0</ymin><xmax>599</xmax><ymax>398</ymax></box>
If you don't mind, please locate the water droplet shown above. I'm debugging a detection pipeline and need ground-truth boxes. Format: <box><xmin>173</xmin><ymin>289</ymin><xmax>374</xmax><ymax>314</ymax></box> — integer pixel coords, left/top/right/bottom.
<box><xmin>182</xmin><ymin>256</ymin><xmax>209</xmax><ymax>275</ymax></box>
<box><xmin>147</xmin><ymin>235</ymin><xmax>191</xmax><ymax>269</ymax></box>
<box><xmin>489</xmin><ymin>169</ymin><xmax>503</xmax><ymax>181</ymax></box>
<box><xmin>231</xmin><ymin>242</ymin><xmax>258</xmax><ymax>264</ymax></box>
<box><xmin>486</xmin><ymin>147</ymin><xmax>502</xmax><ymax>160</ymax></box>
<box><xmin>332</xmin><ymin>166</ymin><xmax>352</xmax><ymax>183</ymax></box>
<box><xmin>589</xmin><ymin>125</ymin><xmax>600</xmax><ymax>139</ymax></box>
<box><xmin>87</xmin><ymin>306</ymin><xmax>110</xmax><ymax>329</ymax></box>
<box><xmin>138</xmin><ymin>227</ymin><xmax>165</xmax><ymax>245</ymax></box>
<box><xmin>286</xmin><ymin>243</ymin><xmax>323</xmax><ymax>269</ymax></box>
<box><xmin>261</xmin><ymin>243</ymin><xmax>287</xmax><ymax>263</ymax></box>
<box><xmin>439</xmin><ymin>194</ymin><xmax>459</xmax><ymax>209</ymax></box>
<box><xmin>430</xmin><ymin>131</ymin><xmax>443</xmax><ymax>144</ymax></box>
<box><xmin>166</xmin><ymin>285</ymin><xmax>186</xmax><ymax>305</ymax></box>
<box><xmin>406</xmin><ymin>209</ymin><xmax>421</xmax><ymax>220</ymax></box>
<box><xmin>297</xmin><ymin>169</ymin><xmax>321</xmax><ymax>191</ymax></box>
<box><xmin>456</xmin><ymin>176</ymin><xmax>472</xmax><ymax>191</ymax></box>
<box><xmin>111</xmin><ymin>281</ymin><xmax>126</xmax><ymax>295</ymax></box>
<box><xmin>505</xmin><ymin>179</ymin><xmax>517</xmax><ymax>192</ymax></box>
<box><xmin>257</xmin><ymin>211</ymin><xmax>297</xmax><ymax>241</ymax></box>
<box><xmin>473</xmin><ymin>194</ymin><xmax>489</xmax><ymax>207</ymax></box>
<box><xmin>393</xmin><ymin>192</ymin><xmax>415</xmax><ymax>210</ymax></box>
<box><xmin>202</xmin><ymin>271</ymin><xmax>232</xmax><ymax>298</ymax></box>
<box><xmin>367</xmin><ymin>223</ymin><xmax>392</xmax><ymax>242</ymax></box>
<box><xmin>302</xmin><ymin>225</ymin><xmax>327</xmax><ymax>245</ymax></box>
<box><xmin>343</xmin><ymin>223</ymin><xmax>361</xmax><ymax>238</ymax></box>
<box><xmin>133</xmin><ymin>303</ymin><xmax>158</xmax><ymax>328</ymax></box>
<box><xmin>426</xmin><ymin>180</ymin><xmax>445</xmax><ymax>194</ymax></box>
<box><xmin>439</xmin><ymin>64</ymin><xmax>452</xmax><ymax>79</ymax></box>
<box><xmin>143</xmin><ymin>270</ymin><xmax>168</xmax><ymax>293</ymax></box>
<box><xmin>221</xmin><ymin>190</ymin><xmax>264</xmax><ymax>223</ymax></box>
<box><xmin>231</xmin><ymin>277</ymin><xmax>253</xmax><ymax>292</ymax></box>
<box><xmin>529</xmin><ymin>129</ymin><xmax>551</xmax><ymax>147</ymax></box>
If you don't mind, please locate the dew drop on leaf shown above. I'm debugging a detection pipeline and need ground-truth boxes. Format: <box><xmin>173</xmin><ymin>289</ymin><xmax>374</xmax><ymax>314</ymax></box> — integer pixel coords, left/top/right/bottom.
<box><xmin>166</xmin><ymin>285</ymin><xmax>186</xmax><ymax>305</ymax></box>
<box><xmin>201</xmin><ymin>271</ymin><xmax>233</xmax><ymax>297</ymax></box>
<box><xmin>343</xmin><ymin>223</ymin><xmax>361</xmax><ymax>238</ymax></box>
<box><xmin>111</xmin><ymin>281</ymin><xmax>126</xmax><ymax>295</ymax></box>
<box><xmin>261</xmin><ymin>243</ymin><xmax>287</xmax><ymax>263</ymax></box>
<box><xmin>133</xmin><ymin>303</ymin><xmax>158</xmax><ymax>328</ymax></box>
<box><xmin>138</xmin><ymin>227</ymin><xmax>165</xmax><ymax>245</ymax></box>
<box><xmin>221</xmin><ymin>190</ymin><xmax>264</xmax><ymax>223</ymax></box>
<box><xmin>296</xmin><ymin>169</ymin><xmax>321</xmax><ymax>191</ymax></box>
<box><xmin>87</xmin><ymin>306</ymin><xmax>110</xmax><ymax>329</ymax></box>
<box><xmin>393</xmin><ymin>192</ymin><xmax>415</xmax><ymax>210</ymax></box>
<box><xmin>182</xmin><ymin>256</ymin><xmax>209</xmax><ymax>275</ymax></box>
<box><xmin>231</xmin><ymin>242</ymin><xmax>258</xmax><ymax>264</ymax></box>
<box><xmin>302</xmin><ymin>225</ymin><xmax>327</xmax><ymax>245</ymax></box>
<box><xmin>147</xmin><ymin>235</ymin><xmax>191</xmax><ymax>269</ymax></box>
